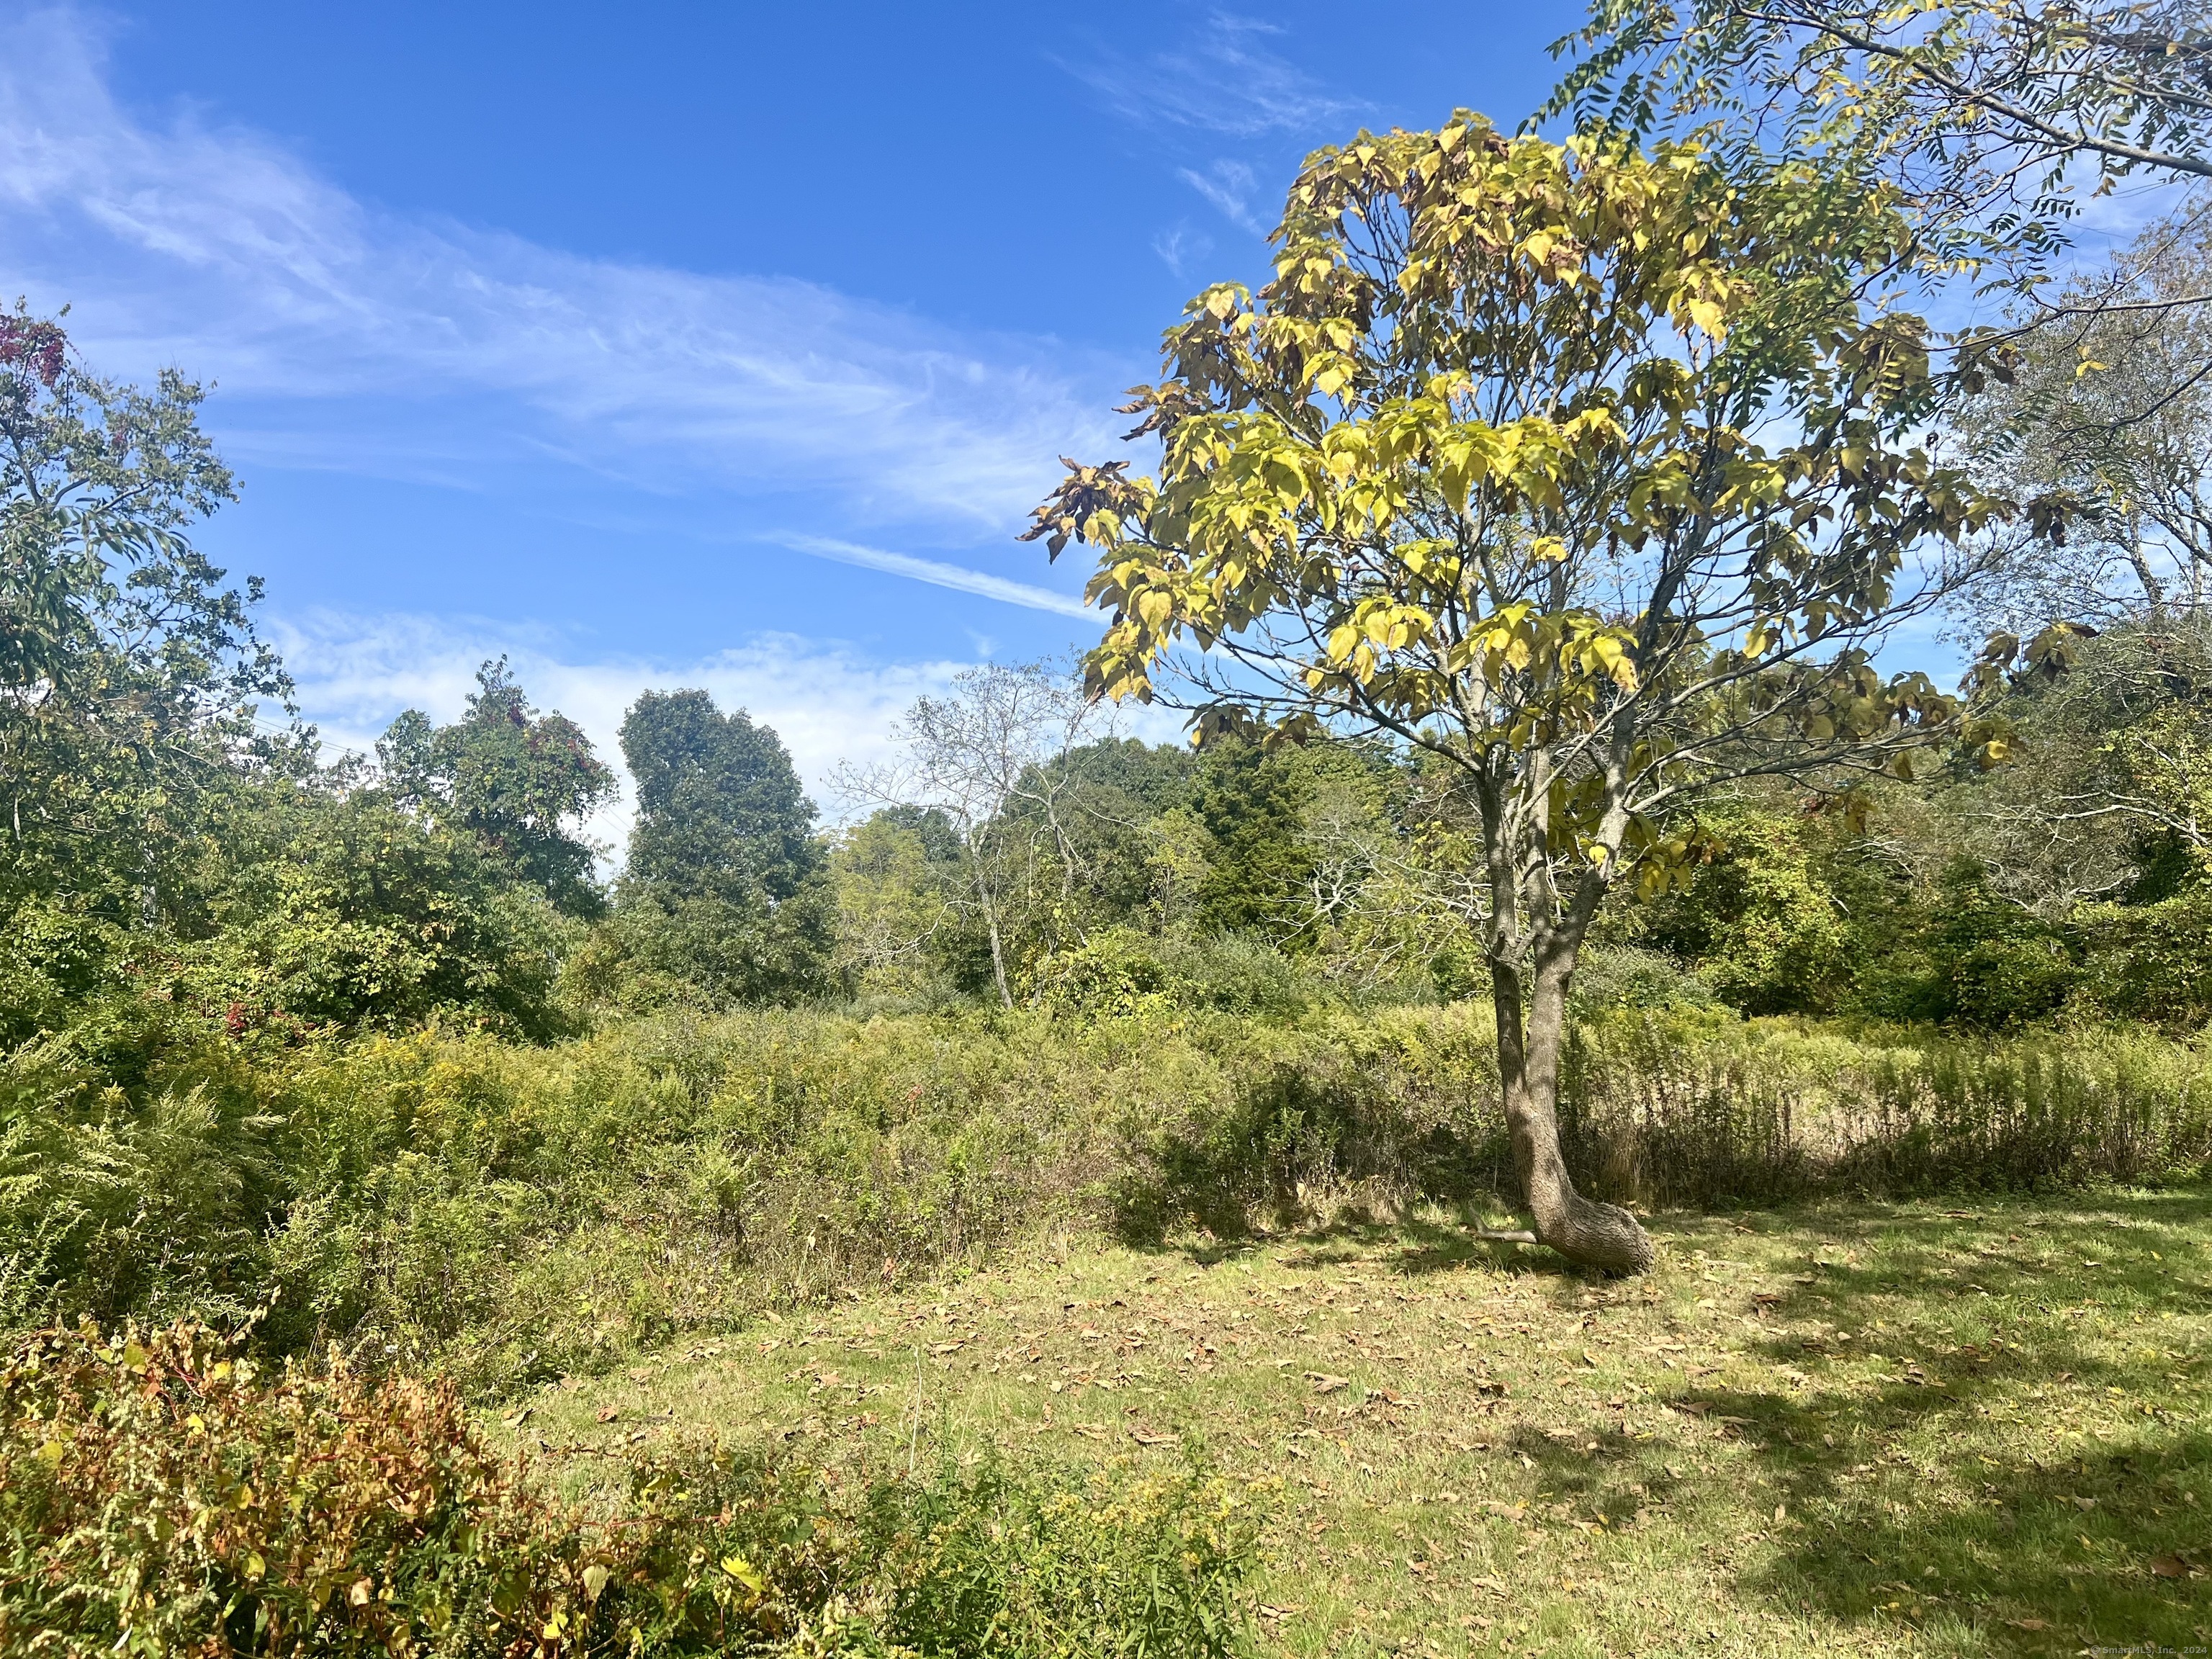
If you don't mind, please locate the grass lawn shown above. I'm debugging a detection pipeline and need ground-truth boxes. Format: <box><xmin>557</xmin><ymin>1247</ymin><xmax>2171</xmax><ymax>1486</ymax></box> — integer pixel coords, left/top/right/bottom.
<box><xmin>500</xmin><ymin>1190</ymin><xmax>2211</xmax><ymax>1658</ymax></box>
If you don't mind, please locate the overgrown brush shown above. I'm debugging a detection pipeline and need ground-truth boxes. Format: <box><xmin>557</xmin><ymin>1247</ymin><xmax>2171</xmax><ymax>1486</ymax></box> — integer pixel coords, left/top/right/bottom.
<box><xmin>5</xmin><ymin>1004</ymin><xmax>2209</xmax><ymax>1391</ymax></box>
<box><xmin>1558</xmin><ymin>1015</ymin><xmax>2212</xmax><ymax>1206</ymax></box>
<box><xmin>0</xmin><ymin>1321</ymin><xmax>1256</xmax><ymax>1658</ymax></box>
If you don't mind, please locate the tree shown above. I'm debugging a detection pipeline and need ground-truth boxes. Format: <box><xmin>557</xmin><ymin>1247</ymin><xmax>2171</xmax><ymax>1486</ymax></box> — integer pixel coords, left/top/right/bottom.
<box><xmin>1556</xmin><ymin>0</ymin><xmax>2212</xmax><ymax>217</ymax></box>
<box><xmin>174</xmin><ymin>775</ymin><xmax>577</xmax><ymax>1039</ymax></box>
<box><xmin>1956</xmin><ymin>204</ymin><xmax>2212</xmax><ymax>632</ymax></box>
<box><xmin>1026</xmin><ymin>116</ymin><xmax>2003</xmax><ymax>1270</ymax></box>
<box><xmin>835</xmin><ymin>664</ymin><xmax>1098</xmax><ymax>1009</ymax></box>
<box><xmin>1</xmin><ymin>304</ymin><xmax>292</xmax><ymax>1032</ymax></box>
<box><xmin>831</xmin><ymin>806</ymin><xmax>962</xmax><ymax>997</ymax></box>
<box><xmin>378</xmin><ymin>660</ymin><xmax>613</xmax><ymax>919</ymax></box>
<box><xmin>578</xmin><ymin>690</ymin><xmax>834</xmax><ymax>1008</ymax></box>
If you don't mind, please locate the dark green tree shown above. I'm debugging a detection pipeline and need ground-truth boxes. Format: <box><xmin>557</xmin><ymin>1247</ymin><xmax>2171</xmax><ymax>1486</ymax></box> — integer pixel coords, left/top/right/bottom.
<box><xmin>379</xmin><ymin>660</ymin><xmax>613</xmax><ymax>919</ymax></box>
<box><xmin>576</xmin><ymin>690</ymin><xmax>834</xmax><ymax>1007</ymax></box>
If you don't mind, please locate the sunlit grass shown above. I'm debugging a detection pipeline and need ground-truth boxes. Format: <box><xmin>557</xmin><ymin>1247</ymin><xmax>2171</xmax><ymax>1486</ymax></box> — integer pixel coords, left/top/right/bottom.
<box><xmin>500</xmin><ymin>1189</ymin><xmax>2211</xmax><ymax>1658</ymax></box>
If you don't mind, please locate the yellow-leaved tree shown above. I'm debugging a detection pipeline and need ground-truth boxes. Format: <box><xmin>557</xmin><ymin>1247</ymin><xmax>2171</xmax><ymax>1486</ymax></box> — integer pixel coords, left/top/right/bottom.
<box><xmin>1026</xmin><ymin>114</ymin><xmax>2012</xmax><ymax>1272</ymax></box>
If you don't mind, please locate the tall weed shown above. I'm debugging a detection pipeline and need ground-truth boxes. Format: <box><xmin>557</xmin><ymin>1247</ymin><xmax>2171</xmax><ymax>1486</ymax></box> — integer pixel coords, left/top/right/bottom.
<box><xmin>6</xmin><ymin>1003</ymin><xmax>2209</xmax><ymax>1389</ymax></box>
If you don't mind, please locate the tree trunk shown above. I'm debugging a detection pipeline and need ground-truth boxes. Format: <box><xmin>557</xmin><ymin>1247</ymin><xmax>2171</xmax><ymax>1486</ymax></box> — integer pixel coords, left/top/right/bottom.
<box><xmin>1490</xmin><ymin>953</ymin><xmax>1655</xmax><ymax>1274</ymax></box>
<box><xmin>981</xmin><ymin>888</ymin><xmax>1014</xmax><ymax>1010</ymax></box>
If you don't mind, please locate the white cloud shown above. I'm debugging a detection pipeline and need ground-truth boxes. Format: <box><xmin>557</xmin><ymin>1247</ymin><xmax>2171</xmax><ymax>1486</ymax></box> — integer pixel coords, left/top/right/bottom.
<box><xmin>0</xmin><ymin>7</ymin><xmax>1124</xmax><ymax>530</ymax></box>
<box><xmin>1151</xmin><ymin>225</ymin><xmax>1214</xmax><ymax>279</ymax></box>
<box><xmin>1177</xmin><ymin>159</ymin><xmax>1264</xmax><ymax>233</ymax></box>
<box><xmin>777</xmin><ymin>535</ymin><xmax>1095</xmax><ymax>619</ymax></box>
<box><xmin>1061</xmin><ymin>13</ymin><xmax>1362</xmax><ymax>140</ymax></box>
<box><xmin>270</xmin><ymin>610</ymin><xmax>970</xmax><ymax>853</ymax></box>
<box><xmin>274</xmin><ymin>608</ymin><xmax>1192</xmax><ymax>859</ymax></box>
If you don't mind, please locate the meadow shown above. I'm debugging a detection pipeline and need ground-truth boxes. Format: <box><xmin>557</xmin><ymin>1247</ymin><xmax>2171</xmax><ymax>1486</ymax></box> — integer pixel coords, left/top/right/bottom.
<box><xmin>5</xmin><ymin>1003</ymin><xmax>2209</xmax><ymax>1655</ymax></box>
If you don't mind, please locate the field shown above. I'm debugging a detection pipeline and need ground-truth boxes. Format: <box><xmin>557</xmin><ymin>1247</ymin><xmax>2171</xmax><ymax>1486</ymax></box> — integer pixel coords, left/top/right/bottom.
<box><xmin>511</xmin><ymin>1190</ymin><xmax>2212</xmax><ymax>1658</ymax></box>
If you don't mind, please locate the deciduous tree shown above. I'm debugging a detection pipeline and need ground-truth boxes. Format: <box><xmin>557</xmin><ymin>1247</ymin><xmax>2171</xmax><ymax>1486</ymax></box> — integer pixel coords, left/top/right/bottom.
<box><xmin>0</xmin><ymin>304</ymin><xmax>290</xmax><ymax>1030</ymax></box>
<box><xmin>835</xmin><ymin>664</ymin><xmax>1097</xmax><ymax>1009</ymax></box>
<box><xmin>379</xmin><ymin>660</ymin><xmax>613</xmax><ymax>920</ymax></box>
<box><xmin>1027</xmin><ymin>116</ymin><xmax>2004</xmax><ymax>1270</ymax></box>
<box><xmin>597</xmin><ymin>689</ymin><xmax>835</xmax><ymax>1007</ymax></box>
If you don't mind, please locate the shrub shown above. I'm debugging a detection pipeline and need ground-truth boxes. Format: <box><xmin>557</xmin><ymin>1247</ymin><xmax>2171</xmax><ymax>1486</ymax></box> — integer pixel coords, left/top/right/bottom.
<box><xmin>0</xmin><ymin>1022</ymin><xmax>290</xmax><ymax>1331</ymax></box>
<box><xmin>2077</xmin><ymin>887</ymin><xmax>2212</xmax><ymax>1028</ymax></box>
<box><xmin>0</xmin><ymin>1321</ymin><xmax>598</xmax><ymax>1657</ymax></box>
<box><xmin>0</xmin><ymin>1322</ymin><xmax>1256</xmax><ymax>1659</ymax></box>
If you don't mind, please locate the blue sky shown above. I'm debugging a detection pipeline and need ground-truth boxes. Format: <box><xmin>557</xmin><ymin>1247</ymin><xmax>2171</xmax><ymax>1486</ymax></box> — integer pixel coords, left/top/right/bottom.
<box><xmin>5</xmin><ymin>2</ymin><xmax>2170</xmax><ymax>841</ymax></box>
<box><xmin>0</xmin><ymin>1</ymin><xmax>1583</xmax><ymax>827</ymax></box>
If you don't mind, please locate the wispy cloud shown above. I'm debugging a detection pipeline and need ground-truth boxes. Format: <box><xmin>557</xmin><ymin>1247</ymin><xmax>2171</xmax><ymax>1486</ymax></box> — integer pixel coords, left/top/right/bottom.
<box><xmin>0</xmin><ymin>7</ymin><xmax>1123</xmax><ymax>530</ymax></box>
<box><xmin>776</xmin><ymin>535</ymin><xmax>1094</xmax><ymax>619</ymax></box>
<box><xmin>1061</xmin><ymin>13</ymin><xmax>1361</xmax><ymax>140</ymax></box>
<box><xmin>1177</xmin><ymin>159</ymin><xmax>1264</xmax><ymax>233</ymax></box>
<box><xmin>271</xmin><ymin>611</ymin><xmax>969</xmax><ymax>844</ymax></box>
<box><xmin>1151</xmin><ymin>225</ymin><xmax>1215</xmax><ymax>279</ymax></box>
<box><xmin>275</xmin><ymin>607</ymin><xmax>1188</xmax><ymax>850</ymax></box>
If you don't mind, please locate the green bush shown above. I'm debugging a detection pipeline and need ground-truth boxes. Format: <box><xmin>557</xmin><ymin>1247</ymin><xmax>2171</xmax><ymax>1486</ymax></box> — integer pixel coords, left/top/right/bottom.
<box><xmin>2077</xmin><ymin>887</ymin><xmax>2212</xmax><ymax>1028</ymax></box>
<box><xmin>1894</xmin><ymin>863</ymin><xmax>2082</xmax><ymax>1028</ymax></box>
<box><xmin>0</xmin><ymin>1018</ymin><xmax>289</xmax><ymax>1332</ymax></box>
<box><xmin>1026</xmin><ymin>928</ymin><xmax>1318</xmax><ymax>1020</ymax></box>
<box><xmin>0</xmin><ymin>1321</ymin><xmax>1256</xmax><ymax>1659</ymax></box>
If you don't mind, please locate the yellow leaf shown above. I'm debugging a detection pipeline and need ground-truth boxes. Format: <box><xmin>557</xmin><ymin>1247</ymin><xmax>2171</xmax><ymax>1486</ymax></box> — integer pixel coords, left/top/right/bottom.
<box><xmin>723</xmin><ymin>1554</ymin><xmax>765</xmax><ymax>1593</ymax></box>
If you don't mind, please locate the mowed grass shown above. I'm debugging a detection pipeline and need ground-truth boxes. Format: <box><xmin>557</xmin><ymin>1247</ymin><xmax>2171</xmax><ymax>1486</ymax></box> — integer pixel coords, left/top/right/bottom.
<box><xmin>499</xmin><ymin>1190</ymin><xmax>2211</xmax><ymax>1658</ymax></box>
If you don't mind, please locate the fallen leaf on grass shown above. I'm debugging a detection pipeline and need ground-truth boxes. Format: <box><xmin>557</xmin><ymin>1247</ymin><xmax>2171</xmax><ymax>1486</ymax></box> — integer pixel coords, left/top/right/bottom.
<box><xmin>1129</xmin><ymin>1426</ymin><xmax>1177</xmax><ymax>1447</ymax></box>
<box><xmin>501</xmin><ymin>1406</ymin><xmax>532</xmax><ymax>1427</ymax></box>
<box><xmin>1256</xmin><ymin>1604</ymin><xmax>1306</xmax><ymax>1622</ymax></box>
<box><xmin>2072</xmin><ymin>1495</ymin><xmax>2098</xmax><ymax>1511</ymax></box>
<box><xmin>2005</xmin><ymin>1617</ymin><xmax>2050</xmax><ymax>1631</ymax></box>
<box><xmin>594</xmin><ymin>1406</ymin><xmax>619</xmax><ymax>1424</ymax></box>
<box><xmin>1308</xmin><ymin>1372</ymin><xmax>1350</xmax><ymax>1395</ymax></box>
<box><xmin>2150</xmin><ymin>1554</ymin><xmax>2197</xmax><ymax>1578</ymax></box>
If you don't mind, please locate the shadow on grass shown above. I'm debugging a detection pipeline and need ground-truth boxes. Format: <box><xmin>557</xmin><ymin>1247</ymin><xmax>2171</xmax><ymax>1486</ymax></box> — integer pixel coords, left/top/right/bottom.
<box><xmin>1155</xmin><ymin>1210</ymin><xmax>1602</xmax><ymax>1285</ymax></box>
<box><xmin>1510</xmin><ymin>1187</ymin><xmax>2212</xmax><ymax>1653</ymax></box>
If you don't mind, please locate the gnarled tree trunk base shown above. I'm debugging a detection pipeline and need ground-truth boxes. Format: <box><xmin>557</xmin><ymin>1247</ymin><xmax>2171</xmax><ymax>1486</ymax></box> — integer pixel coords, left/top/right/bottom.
<box><xmin>1532</xmin><ymin>1189</ymin><xmax>1655</xmax><ymax>1274</ymax></box>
